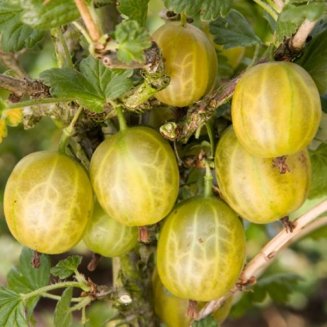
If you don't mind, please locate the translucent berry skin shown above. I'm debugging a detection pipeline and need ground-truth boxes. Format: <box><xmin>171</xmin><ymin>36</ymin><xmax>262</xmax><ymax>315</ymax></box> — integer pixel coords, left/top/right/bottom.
<box><xmin>83</xmin><ymin>203</ymin><xmax>138</xmax><ymax>257</ymax></box>
<box><xmin>4</xmin><ymin>151</ymin><xmax>94</xmax><ymax>254</ymax></box>
<box><xmin>157</xmin><ymin>196</ymin><xmax>245</xmax><ymax>302</ymax></box>
<box><xmin>90</xmin><ymin>126</ymin><xmax>179</xmax><ymax>226</ymax></box>
<box><xmin>214</xmin><ymin>127</ymin><xmax>311</xmax><ymax>224</ymax></box>
<box><xmin>152</xmin><ymin>22</ymin><xmax>218</xmax><ymax>107</ymax></box>
<box><xmin>152</xmin><ymin>270</ymin><xmax>233</xmax><ymax>327</ymax></box>
<box><xmin>232</xmin><ymin>61</ymin><xmax>322</xmax><ymax>158</ymax></box>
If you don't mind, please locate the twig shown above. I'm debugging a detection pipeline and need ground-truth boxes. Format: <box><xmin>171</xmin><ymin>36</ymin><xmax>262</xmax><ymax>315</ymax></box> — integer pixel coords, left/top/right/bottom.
<box><xmin>293</xmin><ymin>215</ymin><xmax>327</xmax><ymax>243</ymax></box>
<box><xmin>197</xmin><ymin>199</ymin><xmax>327</xmax><ymax>320</ymax></box>
<box><xmin>270</xmin><ymin>0</ymin><xmax>316</xmax><ymax>51</ymax></box>
<box><xmin>0</xmin><ymin>74</ymin><xmax>50</xmax><ymax>98</ymax></box>
<box><xmin>274</xmin><ymin>18</ymin><xmax>318</xmax><ymax>60</ymax></box>
<box><xmin>290</xmin><ymin>19</ymin><xmax>317</xmax><ymax>50</ymax></box>
<box><xmin>74</xmin><ymin>0</ymin><xmax>102</xmax><ymax>44</ymax></box>
<box><xmin>160</xmin><ymin>77</ymin><xmax>239</xmax><ymax>143</ymax></box>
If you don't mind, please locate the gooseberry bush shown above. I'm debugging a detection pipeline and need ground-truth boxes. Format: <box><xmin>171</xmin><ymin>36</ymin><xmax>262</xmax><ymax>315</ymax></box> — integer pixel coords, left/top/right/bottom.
<box><xmin>0</xmin><ymin>0</ymin><xmax>327</xmax><ymax>326</ymax></box>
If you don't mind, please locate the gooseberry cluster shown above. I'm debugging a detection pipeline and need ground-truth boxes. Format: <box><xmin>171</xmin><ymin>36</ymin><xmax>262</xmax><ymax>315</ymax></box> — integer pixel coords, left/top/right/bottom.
<box><xmin>2</xmin><ymin>18</ymin><xmax>322</xmax><ymax>327</ymax></box>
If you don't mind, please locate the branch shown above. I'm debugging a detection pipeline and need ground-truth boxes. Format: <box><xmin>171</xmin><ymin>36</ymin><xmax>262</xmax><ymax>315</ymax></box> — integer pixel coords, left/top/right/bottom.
<box><xmin>160</xmin><ymin>77</ymin><xmax>239</xmax><ymax>143</ymax></box>
<box><xmin>197</xmin><ymin>199</ymin><xmax>327</xmax><ymax>320</ymax></box>
<box><xmin>290</xmin><ymin>19</ymin><xmax>317</xmax><ymax>51</ymax></box>
<box><xmin>271</xmin><ymin>0</ymin><xmax>316</xmax><ymax>51</ymax></box>
<box><xmin>74</xmin><ymin>0</ymin><xmax>102</xmax><ymax>45</ymax></box>
<box><xmin>274</xmin><ymin>18</ymin><xmax>318</xmax><ymax>60</ymax></box>
<box><xmin>0</xmin><ymin>74</ymin><xmax>49</xmax><ymax>98</ymax></box>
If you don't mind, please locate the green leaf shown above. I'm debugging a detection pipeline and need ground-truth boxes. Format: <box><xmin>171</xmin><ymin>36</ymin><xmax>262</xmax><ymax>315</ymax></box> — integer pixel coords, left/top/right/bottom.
<box><xmin>54</xmin><ymin>288</ymin><xmax>73</xmax><ymax>327</ymax></box>
<box><xmin>1</xmin><ymin>16</ymin><xmax>44</xmax><ymax>52</ymax></box>
<box><xmin>85</xmin><ymin>302</ymin><xmax>118</xmax><ymax>327</ymax></box>
<box><xmin>216</xmin><ymin>51</ymin><xmax>234</xmax><ymax>79</ymax></box>
<box><xmin>79</xmin><ymin>56</ymin><xmax>133</xmax><ymax>100</ymax></box>
<box><xmin>0</xmin><ymin>288</ymin><xmax>28</xmax><ymax>327</ymax></box>
<box><xmin>117</xmin><ymin>0</ymin><xmax>149</xmax><ymax>26</ymax></box>
<box><xmin>164</xmin><ymin>0</ymin><xmax>231</xmax><ymax>21</ymax></box>
<box><xmin>19</xmin><ymin>0</ymin><xmax>80</xmax><ymax>29</ymax></box>
<box><xmin>210</xmin><ymin>9</ymin><xmax>262</xmax><ymax>48</ymax></box>
<box><xmin>231</xmin><ymin>273</ymin><xmax>302</xmax><ymax>318</ymax></box>
<box><xmin>51</xmin><ymin>255</ymin><xmax>82</xmax><ymax>279</ymax></box>
<box><xmin>259</xmin><ymin>273</ymin><xmax>303</xmax><ymax>304</ymax></box>
<box><xmin>7</xmin><ymin>248</ymin><xmax>50</xmax><ymax>318</ymax></box>
<box><xmin>275</xmin><ymin>3</ymin><xmax>327</xmax><ymax>44</ymax></box>
<box><xmin>309</xmin><ymin>143</ymin><xmax>327</xmax><ymax>199</ymax></box>
<box><xmin>299</xmin><ymin>29</ymin><xmax>327</xmax><ymax>95</ymax></box>
<box><xmin>305</xmin><ymin>225</ymin><xmax>327</xmax><ymax>240</ymax></box>
<box><xmin>114</xmin><ymin>20</ymin><xmax>152</xmax><ymax>64</ymax></box>
<box><xmin>41</xmin><ymin>57</ymin><xmax>133</xmax><ymax>111</ymax></box>
<box><xmin>192</xmin><ymin>315</ymin><xmax>218</xmax><ymax>327</ymax></box>
<box><xmin>7</xmin><ymin>247</ymin><xmax>50</xmax><ymax>293</ymax></box>
<box><xmin>0</xmin><ymin>1</ymin><xmax>44</xmax><ymax>52</ymax></box>
<box><xmin>0</xmin><ymin>2</ymin><xmax>21</xmax><ymax>25</ymax></box>
<box><xmin>40</xmin><ymin>68</ymin><xmax>104</xmax><ymax>112</ymax></box>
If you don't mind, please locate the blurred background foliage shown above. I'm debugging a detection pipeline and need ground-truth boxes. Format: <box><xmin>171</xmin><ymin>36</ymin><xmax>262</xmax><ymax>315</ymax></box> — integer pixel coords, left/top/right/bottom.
<box><xmin>0</xmin><ymin>0</ymin><xmax>326</xmax><ymax>326</ymax></box>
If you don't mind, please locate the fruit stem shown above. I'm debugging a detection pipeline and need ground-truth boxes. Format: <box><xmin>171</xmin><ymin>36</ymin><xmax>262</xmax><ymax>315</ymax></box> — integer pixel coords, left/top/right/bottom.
<box><xmin>112</xmin><ymin>257</ymin><xmax>122</xmax><ymax>289</ymax></box>
<box><xmin>249</xmin><ymin>44</ymin><xmax>261</xmax><ymax>68</ymax></box>
<box><xmin>114</xmin><ymin>104</ymin><xmax>127</xmax><ymax>131</ymax></box>
<box><xmin>58</xmin><ymin>105</ymin><xmax>84</xmax><ymax>154</ymax></box>
<box><xmin>42</xmin><ymin>292</ymin><xmax>82</xmax><ymax>302</ymax></box>
<box><xmin>204</xmin><ymin>161</ymin><xmax>213</xmax><ymax>198</ymax></box>
<box><xmin>72</xmin><ymin>21</ymin><xmax>94</xmax><ymax>47</ymax></box>
<box><xmin>205</xmin><ymin>122</ymin><xmax>215</xmax><ymax>160</ymax></box>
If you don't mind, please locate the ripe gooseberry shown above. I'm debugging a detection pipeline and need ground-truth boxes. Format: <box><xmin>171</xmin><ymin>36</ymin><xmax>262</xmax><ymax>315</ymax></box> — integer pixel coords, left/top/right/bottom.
<box><xmin>156</xmin><ymin>196</ymin><xmax>245</xmax><ymax>302</ymax></box>
<box><xmin>4</xmin><ymin>151</ymin><xmax>94</xmax><ymax>254</ymax></box>
<box><xmin>83</xmin><ymin>203</ymin><xmax>138</xmax><ymax>257</ymax></box>
<box><xmin>214</xmin><ymin>127</ymin><xmax>311</xmax><ymax>224</ymax></box>
<box><xmin>90</xmin><ymin>126</ymin><xmax>179</xmax><ymax>226</ymax></box>
<box><xmin>232</xmin><ymin>61</ymin><xmax>322</xmax><ymax>157</ymax></box>
<box><xmin>152</xmin><ymin>21</ymin><xmax>218</xmax><ymax>107</ymax></box>
<box><xmin>152</xmin><ymin>269</ymin><xmax>233</xmax><ymax>327</ymax></box>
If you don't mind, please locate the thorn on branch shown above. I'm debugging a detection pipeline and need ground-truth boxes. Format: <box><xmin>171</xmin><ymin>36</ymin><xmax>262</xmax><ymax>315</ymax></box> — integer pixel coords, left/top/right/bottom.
<box><xmin>269</xmin><ymin>251</ymin><xmax>277</xmax><ymax>259</ymax></box>
<box><xmin>138</xmin><ymin>227</ymin><xmax>150</xmax><ymax>243</ymax></box>
<box><xmin>187</xmin><ymin>300</ymin><xmax>198</xmax><ymax>320</ymax></box>
<box><xmin>87</xmin><ymin>252</ymin><xmax>102</xmax><ymax>271</ymax></box>
<box><xmin>280</xmin><ymin>216</ymin><xmax>296</xmax><ymax>233</ymax></box>
<box><xmin>237</xmin><ymin>275</ymin><xmax>256</xmax><ymax>291</ymax></box>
